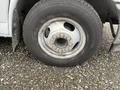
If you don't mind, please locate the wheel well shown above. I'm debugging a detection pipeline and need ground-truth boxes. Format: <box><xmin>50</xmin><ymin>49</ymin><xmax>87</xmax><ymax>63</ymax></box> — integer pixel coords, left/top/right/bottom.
<box><xmin>12</xmin><ymin>0</ymin><xmax>119</xmax><ymax>50</ymax></box>
<box><xmin>17</xmin><ymin>0</ymin><xmax>40</xmax><ymax>20</ymax></box>
<box><xmin>86</xmin><ymin>0</ymin><xmax>118</xmax><ymax>23</ymax></box>
<box><xmin>12</xmin><ymin>0</ymin><xmax>40</xmax><ymax>50</ymax></box>
<box><xmin>16</xmin><ymin>0</ymin><xmax>118</xmax><ymax>24</ymax></box>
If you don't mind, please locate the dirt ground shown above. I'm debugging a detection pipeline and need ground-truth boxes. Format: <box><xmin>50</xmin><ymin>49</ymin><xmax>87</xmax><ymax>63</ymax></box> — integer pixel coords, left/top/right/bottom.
<box><xmin>0</xmin><ymin>24</ymin><xmax>120</xmax><ymax>90</ymax></box>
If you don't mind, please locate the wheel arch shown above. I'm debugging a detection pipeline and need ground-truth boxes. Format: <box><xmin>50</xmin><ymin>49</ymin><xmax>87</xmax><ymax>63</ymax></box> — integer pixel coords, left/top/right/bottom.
<box><xmin>85</xmin><ymin>0</ymin><xmax>118</xmax><ymax>23</ymax></box>
<box><xmin>9</xmin><ymin>0</ymin><xmax>18</xmax><ymax>36</ymax></box>
<box><xmin>10</xmin><ymin>0</ymin><xmax>119</xmax><ymax>50</ymax></box>
<box><xmin>10</xmin><ymin>0</ymin><xmax>40</xmax><ymax>50</ymax></box>
<box><xmin>10</xmin><ymin>0</ymin><xmax>119</xmax><ymax>35</ymax></box>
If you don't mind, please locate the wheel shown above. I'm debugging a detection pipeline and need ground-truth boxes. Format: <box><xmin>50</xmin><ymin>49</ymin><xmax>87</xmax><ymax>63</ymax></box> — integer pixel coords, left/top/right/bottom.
<box><xmin>23</xmin><ymin>0</ymin><xmax>102</xmax><ymax>67</ymax></box>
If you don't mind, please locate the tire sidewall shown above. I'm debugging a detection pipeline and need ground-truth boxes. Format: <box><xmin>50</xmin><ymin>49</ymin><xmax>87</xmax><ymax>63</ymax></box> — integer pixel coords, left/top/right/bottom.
<box><xmin>23</xmin><ymin>1</ymin><xmax>102</xmax><ymax>66</ymax></box>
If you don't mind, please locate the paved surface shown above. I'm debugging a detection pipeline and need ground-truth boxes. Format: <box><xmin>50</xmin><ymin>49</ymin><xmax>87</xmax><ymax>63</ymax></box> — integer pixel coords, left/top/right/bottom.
<box><xmin>0</xmin><ymin>24</ymin><xmax>120</xmax><ymax>90</ymax></box>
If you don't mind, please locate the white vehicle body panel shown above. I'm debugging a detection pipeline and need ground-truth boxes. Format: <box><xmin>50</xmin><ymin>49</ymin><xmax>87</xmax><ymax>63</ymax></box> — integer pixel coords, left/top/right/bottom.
<box><xmin>0</xmin><ymin>0</ymin><xmax>9</xmax><ymax>37</ymax></box>
<box><xmin>0</xmin><ymin>0</ymin><xmax>18</xmax><ymax>37</ymax></box>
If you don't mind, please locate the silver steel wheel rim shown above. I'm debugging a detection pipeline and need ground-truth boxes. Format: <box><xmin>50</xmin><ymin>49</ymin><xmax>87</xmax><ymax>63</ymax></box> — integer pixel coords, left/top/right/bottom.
<box><xmin>38</xmin><ymin>18</ymin><xmax>86</xmax><ymax>59</ymax></box>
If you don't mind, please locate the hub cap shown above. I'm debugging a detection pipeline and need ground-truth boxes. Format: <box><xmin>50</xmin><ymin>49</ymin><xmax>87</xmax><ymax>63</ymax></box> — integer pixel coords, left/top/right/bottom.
<box><xmin>38</xmin><ymin>18</ymin><xmax>86</xmax><ymax>59</ymax></box>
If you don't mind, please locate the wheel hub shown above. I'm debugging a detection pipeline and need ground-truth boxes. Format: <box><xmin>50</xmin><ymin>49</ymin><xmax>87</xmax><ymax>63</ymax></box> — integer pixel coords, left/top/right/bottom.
<box><xmin>48</xmin><ymin>32</ymin><xmax>74</xmax><ymax>53</ymax></box>
<box><xmin>38</xmin><ymin>18</ymin><xmax>86</xmax><ymax>59</ymax></box>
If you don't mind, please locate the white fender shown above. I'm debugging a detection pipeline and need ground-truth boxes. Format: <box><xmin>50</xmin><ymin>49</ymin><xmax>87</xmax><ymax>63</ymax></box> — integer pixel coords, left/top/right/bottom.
<box><xmin>0</xmin><ymin>0</ymin><xmax>10</xmax><ymax>37</ymax></box>
<box><xmin>9</xmin><ymin>0</ymin><xmax>18</xmax><ymax>37</ymax></box>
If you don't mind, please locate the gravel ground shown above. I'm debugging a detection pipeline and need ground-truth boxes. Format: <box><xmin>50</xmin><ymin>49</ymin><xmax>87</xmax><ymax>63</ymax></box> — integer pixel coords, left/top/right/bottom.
<box><xmin>0</xmin><ymin>24</ymin><xmax>120</xmax><ymax>90</ymax></box>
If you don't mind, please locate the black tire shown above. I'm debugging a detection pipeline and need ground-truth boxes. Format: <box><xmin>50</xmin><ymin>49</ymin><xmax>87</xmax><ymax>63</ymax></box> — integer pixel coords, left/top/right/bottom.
<box><xmin>23</xmin><ymin>0</ymin><xmax>102</xmax><ymax>67</ymax></box>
